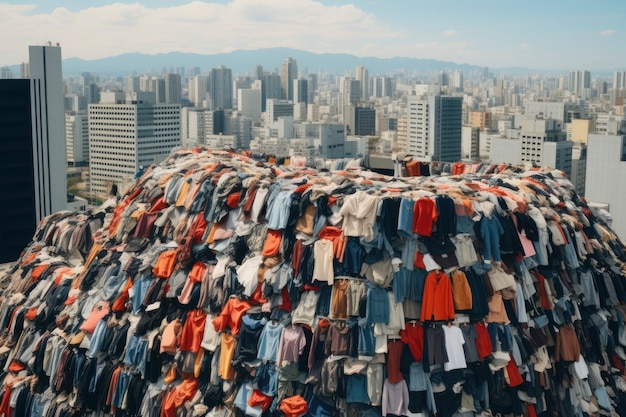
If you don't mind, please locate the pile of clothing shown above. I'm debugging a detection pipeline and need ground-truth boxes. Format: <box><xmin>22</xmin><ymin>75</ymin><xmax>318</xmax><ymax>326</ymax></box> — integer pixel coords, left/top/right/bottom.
<box><xmin>0</xmin><ymin>147</ymin><xmax>625</xmax><ymax>417</ymax></box>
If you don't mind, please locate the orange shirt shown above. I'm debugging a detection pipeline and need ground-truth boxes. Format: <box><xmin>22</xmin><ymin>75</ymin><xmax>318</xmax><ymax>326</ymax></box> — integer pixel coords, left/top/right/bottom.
<box><xmin>420</xmin><ymin>270</ymin><xmax>455</xmax><ymax>322</ymax></box>
<box><xmin>212</xmin><ymin>298</ymin><xmax>251</xmax><ymax>335</ymax></box>
<box><xmin>218</xmin><ymin>332</ymin><xmax>236</xmax><ymax>380</ymax></box>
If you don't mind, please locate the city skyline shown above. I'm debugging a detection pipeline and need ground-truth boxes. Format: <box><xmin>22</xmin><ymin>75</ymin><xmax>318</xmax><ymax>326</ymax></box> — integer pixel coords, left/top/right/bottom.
<box><xmin>2</xmin><ymin>0</ymin><xmax>625</xmax><ymax>71</ymax></box>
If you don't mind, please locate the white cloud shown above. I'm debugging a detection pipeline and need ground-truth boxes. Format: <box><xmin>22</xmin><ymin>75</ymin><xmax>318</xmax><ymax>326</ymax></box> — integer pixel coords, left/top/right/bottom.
<box><xmin>518</xmin><ymin>43</ymin><xmax>529</xmax><ymax>49</ymax></box>
<box><xmin>0</xmin><ymin>0</ymin><xmax>405</xmax><ymax>64</ymax></box>
<box><xmin>599</xmin><ymin>29</ymin><xmax>616</xmax><ymax>36</ymax></box>
<box><xmin>442</xmin><ymin>29</ymin><xmax>458</xmax><ymax>37</ymax></box>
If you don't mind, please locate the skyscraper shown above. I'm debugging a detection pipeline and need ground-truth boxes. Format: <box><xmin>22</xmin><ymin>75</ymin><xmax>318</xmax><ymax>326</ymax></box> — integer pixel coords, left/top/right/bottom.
<box><xmin>614</xmin><ymin>71</ymin><xmax>626</xmax><ymax>90</ymax></box>
<box><xmin>293</xmin><ymin>79</ymin><xmax>308</xmax><ymax>104</ymax></box>
<box><xmin>262</xmin><ymin>73</ymin><xmax>281</xmax><ymax>112</ymax></box>
<box><xmin>210</xmin><ymin>66</ymin><xmax>233</xmax><ymax>110</ymax></box>
<box><xmin>407</xmin><ymin>94</ymin><xmax>462</xmax><ymax>162</ymax></box>
<box><xmin>165</xmin><ymin>73</ymin><xmax>182</xmax><ymax>104</ymax></box>
<box><xmin>0</xmin><ymin>79</ymin><xmax>38</xmax><ymax>262</ymax></box>
<box><xmin>569</xmin><ymin>70</ymin><xmax>591</xmax><ymax>95</ymax></box>
<box><xmin>281</xmin><ymin>58</ymin><xmax>298</xmax><ymax>101</ymax></box>
<box><xmin>29</xmin><ymin>44</ymin><xmax>67</xmax><ymax>221</ymax></box>
<box><xmin>356</xmin><ymin>65</ymin><xmax>369</xmax><ymax>100</ymax></box>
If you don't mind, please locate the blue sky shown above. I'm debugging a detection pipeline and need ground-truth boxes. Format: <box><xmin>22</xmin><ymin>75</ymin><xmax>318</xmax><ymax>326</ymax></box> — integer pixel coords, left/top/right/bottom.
<box><xmin>1</xmin><ymin>0</ymin><xmax>624</xmax><ymax>70</ymax></box>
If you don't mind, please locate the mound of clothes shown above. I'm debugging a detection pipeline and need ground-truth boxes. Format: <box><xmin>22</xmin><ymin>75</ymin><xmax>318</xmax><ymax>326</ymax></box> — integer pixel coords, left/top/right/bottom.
<box><xmin>0</xmin><ymin>147</ymin><xmax>626</xmax><ymax>417</ymax></box>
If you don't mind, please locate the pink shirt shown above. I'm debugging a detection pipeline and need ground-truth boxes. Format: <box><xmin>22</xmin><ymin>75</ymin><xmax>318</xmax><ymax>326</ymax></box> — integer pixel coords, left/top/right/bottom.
<box><xmin>276</xmin><ymin>325</ymin><xmax>306</xmax><ymax>367</ymax></box>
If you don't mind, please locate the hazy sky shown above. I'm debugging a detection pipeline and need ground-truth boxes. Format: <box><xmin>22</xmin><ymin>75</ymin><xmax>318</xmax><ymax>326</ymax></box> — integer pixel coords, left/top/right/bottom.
<box><xmin>2</xmin><ymin>0</ymin><xmax>625</xmax><ymax>70</ymax></box>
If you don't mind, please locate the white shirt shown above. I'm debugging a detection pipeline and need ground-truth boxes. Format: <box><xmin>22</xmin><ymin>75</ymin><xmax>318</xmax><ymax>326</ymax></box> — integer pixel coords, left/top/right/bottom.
<box><xmin>312</xmin><ymin>238</ymin><xmax>335</xmax><ymax>285</ymax></box>
<box><xmin>443</xmin><ymin>324</ymin><xmax>467</xmax><ymax>371</ymax></box>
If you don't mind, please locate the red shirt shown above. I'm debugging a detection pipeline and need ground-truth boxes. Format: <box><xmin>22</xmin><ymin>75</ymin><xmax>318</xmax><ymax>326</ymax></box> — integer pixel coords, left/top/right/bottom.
<box><xmin>400</xmin><ymin>323</ymin><xmax>424</xmax><ymax>362</ymax></box>
<box><xmin>474</xmin><ymin>322</ymin><xmax>492</xmax><ymax>359</ymax></box>
<box><xmin>412</xmin><ymin>198</ymin><xmax>438</xmax><ymax>237</ymax></box>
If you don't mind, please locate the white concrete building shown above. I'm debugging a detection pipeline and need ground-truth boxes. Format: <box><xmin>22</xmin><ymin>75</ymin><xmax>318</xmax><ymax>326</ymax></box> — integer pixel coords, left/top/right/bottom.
<box><xmin>238</xmin><ymin>88</ymin><xmax>262</xmax><ymax>121</ymax></box>
<box><xmin>88</xmin><ymin>93</ymin><xmax>181</xmax><ymax>196</ymax></box>
<box><xmin>585</xmin><ymin>134</ymin><xmax>626</xmax><ymax>238</ymax></box>
<box><xmin>65</xmin><ymin>111</ymin><xmax>89</xmax><ymax>166</ymax></box>
<box><xmin>407</xmin><ymin>94</ymin><xmax>462</xmax><ymax>162</ymax></box>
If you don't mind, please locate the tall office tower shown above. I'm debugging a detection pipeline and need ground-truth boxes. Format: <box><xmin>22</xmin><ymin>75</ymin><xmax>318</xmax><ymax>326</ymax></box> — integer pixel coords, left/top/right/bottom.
<box><xmin>254</xmin><ymin>64</ymin><xmax>264</xmax><ymax>81</ymax></box>
<box><xmin>238</xmin><ymin>87</ymin><xmax>262</xmax><ymax>121</ymax></box>
<box><xmin>293</xmin><ymin>79</ymin><xmax>308</xmax><ymax>104</ymax></box>
<box><xmin>407</xmin><ymin>94</ymin><xmax>463</xmax><ymax>162</ymax></box>
<box><xmin>569</xmin><ymin>70</ymin><xmax>591</xmax><ymax>95</ymax></box>
<box><xmin>65</xmin><ymin>111</ymin><xmax>89</xmax><ymax>167</ymax></box>
<box><xmin>210</xmin><ymin>66</ymin><xmax>233</xmax><ymax>110</ymax></box>
<box><xmin>354</xmin><ymin>107</ymin><xmax>376</xmax><ymax>136</ymax></box>
<box><xmin>127</xmin><ymin>76</ymin><xmax>140</xmax><ymax>93</ymax></box>
<box><xmin>88</xmin><ymin>92</ymin><xmax>180</xmax><ymax>196</ymax></box>
<box><xmin>29</xmin><ymin>44</ymin><xmax>67</xmax><ymax>222</ymax></box>
<box><xmin>614</xmin><ymin>71</ymin><xmax>626</xmax><ymax>90</ymax></box>
<box><xmin>281</xmin><ymin>57</ymin><xmax>298</xmax><ymax>101</ymax></box>
<box><xmin>0</xmin><ymin>79</ymin><xmax>38</xmax><ymax>262</ymax></box>
<box><xmin>356</xmin><ymin>65</ymin><xmax>369</xmax><ymax>100</ymax></box>
<box><xmin>189</xmin><ymin>75</ymin><xmax>210</xmax><ymax>107</ymax></box>
<box><xmin>165</xmin><ymin>73</ymin><xmax>182</xmax><ymax>104</ymax></box>
<box><xmin>262</xmin><ymin>73</ymin><xmax>281</xmax><ymax>112</ymax></box>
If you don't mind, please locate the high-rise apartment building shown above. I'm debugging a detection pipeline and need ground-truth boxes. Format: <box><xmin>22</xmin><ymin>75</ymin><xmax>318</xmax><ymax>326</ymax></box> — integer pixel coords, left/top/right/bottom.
<box><xmin>373</xmin><ymin>77</ymin><xmax>393</xmax><ymax>98</ymax></box>
<box><xmin>569</xmin><ymin>70</ymin><xmax>591</xmax><ymax>95</ymax></box>
<box><xmin>281</xmin><ymin>58</ymin><xmax>298</xmax><ymax>101</ymax></box>
<box><xmin>210</xmin><ymin>66</ymin><xmax>232</xmax><ymax>110</ymax></box>
<box><xmin>613</xmin><ymin>71</ymin><xmax>626</xmax><ymax>90</ymax></box>
<box><xmin>88</xmin><ymin>92</ymin><xmax>181</xmax><ymax>196</ymax></box>
<box><xmin>356</xmin><ymin>65</ymin><xmax>369</xmax><ymax>100</ymax></box>
<box><xmin>0</xmin><ymin>79</ymin><xmax>38</xmax><ymax>262</ymax></box>
<box><xmin>29</xmin><ymin>44</ymin><xmax>67</xmax><ymax>221</ymax></box>
<box><xmin>407</xmin><ymin>94</ymin><xmax>463</xmax><ymax>162</ymax></box>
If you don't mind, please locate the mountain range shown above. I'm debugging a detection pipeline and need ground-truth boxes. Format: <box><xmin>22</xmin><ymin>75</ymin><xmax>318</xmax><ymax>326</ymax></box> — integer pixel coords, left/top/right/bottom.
<box><xmin>18</xmin><ymin>47</ymin><xmax>573</xmax><ymax>77</ymax></box>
